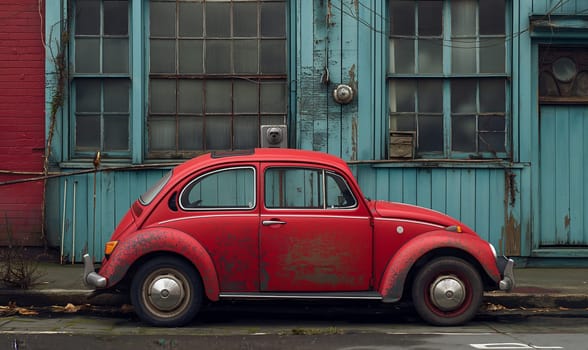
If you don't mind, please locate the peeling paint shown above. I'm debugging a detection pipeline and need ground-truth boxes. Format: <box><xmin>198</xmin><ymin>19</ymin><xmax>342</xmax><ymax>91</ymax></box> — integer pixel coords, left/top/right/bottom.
<box><xmin>501</xmin><ymin>170</ymin><xmax>520</xmax><ymax>255</ymax></box>
<box><xmin>505</xmin><ymin>171</ymin><xmax>517</xmax><ymax>207</ymax></box>
<box><xmin>351</xmin><ymin>116</ymin><xmax>358</xmax><ymax>161</ymax></box>
<box><xmin>502</xmin><ymin>214</ymin><xmax>521</xmax><ymax>256</ymax></box>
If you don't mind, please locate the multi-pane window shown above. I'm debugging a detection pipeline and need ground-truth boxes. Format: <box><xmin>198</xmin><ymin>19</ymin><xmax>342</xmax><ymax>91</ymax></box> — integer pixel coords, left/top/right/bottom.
<box><xmin>388</xmin><ymin>0</ymin><xmax>509</xmax><ymax>158</ymax></box>
<box><xmin>73</xmin><ymin>0</ymin><xmax>130</xmax><ymax>156</ymax></box>
<box><xmin>148</xmin><ymin>0</ymin><xmax>287</xmax><ymax>158</ymax></box>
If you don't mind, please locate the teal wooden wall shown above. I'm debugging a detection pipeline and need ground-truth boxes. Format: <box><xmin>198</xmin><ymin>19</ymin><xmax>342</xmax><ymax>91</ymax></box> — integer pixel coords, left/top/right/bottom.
<box><xmin>45</xmin><ymin>0</ymin><xmax>588</xmax><ymax>262</ymax></box>
<box><xmin>45</xmin><ymin>169</ymin><xmax>169</xmax><ymax>262</ymax></box>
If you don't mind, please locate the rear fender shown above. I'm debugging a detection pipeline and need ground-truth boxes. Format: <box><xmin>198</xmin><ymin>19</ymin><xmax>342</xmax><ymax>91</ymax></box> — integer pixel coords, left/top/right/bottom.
<box><xmin>98</xmin><ymin>228</ymin><xmax>220</xmax><ymax>301</ymax></box>
<box><xmin>378</xmin><ymin>230</ymin><xmax>500</xmax><ymax>302</ymax></box>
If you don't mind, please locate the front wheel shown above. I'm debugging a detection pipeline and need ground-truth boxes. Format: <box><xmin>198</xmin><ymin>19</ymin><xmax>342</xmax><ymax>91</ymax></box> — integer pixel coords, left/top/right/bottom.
<box><xmin>130</xmin><ymin>257</ymin><xmax>202</xmax><ymax>327</ymax></box>
<box><xmin>411</xmin><ymin>257</ymin><xmax>483</xmax><ymax>326</ymax></box>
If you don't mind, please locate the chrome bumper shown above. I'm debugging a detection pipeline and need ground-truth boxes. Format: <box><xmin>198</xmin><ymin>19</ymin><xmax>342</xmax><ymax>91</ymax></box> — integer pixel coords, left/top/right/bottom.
<box><xmin>496</xmin><ymin>256</ymin><xmax>515</xmax><ymax>291</ymax></box>
<box><xmin>82</xmin><ymin>254</ymin><xmax>107</xmax><ymax>288</ymax></box>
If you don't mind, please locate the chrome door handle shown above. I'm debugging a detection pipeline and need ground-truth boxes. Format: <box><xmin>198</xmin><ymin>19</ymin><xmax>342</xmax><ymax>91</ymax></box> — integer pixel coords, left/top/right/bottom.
<box><xmin>262</xmin><ymin>220</ymin><xmax>286</xmax><ymax>226</ymax></box>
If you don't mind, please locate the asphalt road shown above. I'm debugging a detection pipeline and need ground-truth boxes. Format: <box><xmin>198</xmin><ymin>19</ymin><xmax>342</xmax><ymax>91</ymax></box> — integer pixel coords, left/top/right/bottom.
<box><xmin>2</xmin><ymin>302</ymin><xmax>588</xmax><ymax>349</ymax></box>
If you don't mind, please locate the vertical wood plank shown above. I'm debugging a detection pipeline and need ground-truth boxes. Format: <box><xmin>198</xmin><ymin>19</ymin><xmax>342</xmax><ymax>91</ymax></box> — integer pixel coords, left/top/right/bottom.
<box><xmin>416</xmin><ymin>169</ymin><xmax>432</xmax><ymax>209</ymax></box>
<box><xmin>459</xmin><ymin>169</ymin><xmax>476</xmax><ymax>230</ymax></box>
<box><xmin>402</xmin><ymin>168</ymin><xmax>417</xmax><ymax>205</ymax></box>
<box><xmin>445</xmin><ymin>169</ymin><xmax>461</xmax><ymax>219</ymax></box>
<box><xmin>540</xmin><ymin>106</ymin><xmax>557</xmax><ymax>245</ymax></box>
<box><xmin>475</xmin><ymin>171</ymin><xmax>491</xmax><ymax>242</ymax></box>
<box><xmin>554</xmin><ymin>107</ymin><xmax>570</xmax><ymax>243</ymax></box>
<box><xmin>431</xmin><ymin>169</ymin><xmax>447</xmax><ymax>213</ymax></box>
<box><xmin>569</xmin><ymin>106</ymin><xmax>584</xmax><ymax>244</ymax></box>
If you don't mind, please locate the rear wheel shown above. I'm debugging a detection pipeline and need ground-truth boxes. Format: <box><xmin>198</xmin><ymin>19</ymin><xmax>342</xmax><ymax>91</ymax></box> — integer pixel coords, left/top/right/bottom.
<box><xmin>130</xmin><ymin>257</ymin><xmax>202</xmax><ymax>327</ymax></box>
<box><xmin>411</xmin><ymin>257</ymin><xmax>483</xmax><ymax>326</ymax></box>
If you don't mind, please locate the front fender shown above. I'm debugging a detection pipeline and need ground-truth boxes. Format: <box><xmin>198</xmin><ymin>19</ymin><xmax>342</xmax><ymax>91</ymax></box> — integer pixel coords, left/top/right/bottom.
<box><xmin>378</xmin><ymin>230</ymin><xmax>500</xmax><ymax>302</ymax></box>
<box><xmin>98</xmin><ymin>228</ymin><xmax>220</xmax><ymax>301</ymax></box>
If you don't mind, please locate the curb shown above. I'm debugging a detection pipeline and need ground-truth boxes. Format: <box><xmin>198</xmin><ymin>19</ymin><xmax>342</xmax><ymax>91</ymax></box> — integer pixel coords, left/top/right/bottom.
<box><xmin>0</xmin><ymin>289</ymin><xmax>128</xmax><ymax>307</ymax></box>
<box><xmin>2</xmin><ymin>290</ymin><xmax>588</xmax><ymax>311</ymax></box>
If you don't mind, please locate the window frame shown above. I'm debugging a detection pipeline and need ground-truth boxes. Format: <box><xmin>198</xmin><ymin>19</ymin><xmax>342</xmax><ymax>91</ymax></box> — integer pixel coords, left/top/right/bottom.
<box><xmin>264</xmin><ymin>166</ymin><xmax>358</xmax><ymax>210</ymax></box>
<box><xmin>145</xmin><ymin>0</ymin><xmax>289</xmax><ymax>159</ymax></box>
<box><xmin>65</xmin><ymin>0</ymin><xmax>292</xmax><ymax>165</ymax></box>
<box><xmin>387</xmin><ymin>0</ymin><xmax>512</xmax><ymax>160</ymax></box>
<box><xmin>69</xmin><ymin>0</ymin><xmax>132</xmax><ymax>160</ymax></box>
<box><xmin>179</xmin><ymin>166</ymin><xmax>257</xmax><ymax>211</ymax></box>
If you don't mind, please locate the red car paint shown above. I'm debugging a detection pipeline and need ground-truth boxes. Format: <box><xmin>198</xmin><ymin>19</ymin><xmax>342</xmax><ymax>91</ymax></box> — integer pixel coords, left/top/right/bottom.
<box><xmin>87</xmin><ymin>148</ymin><xmax>513</xmax><ymax>326</ymax></box>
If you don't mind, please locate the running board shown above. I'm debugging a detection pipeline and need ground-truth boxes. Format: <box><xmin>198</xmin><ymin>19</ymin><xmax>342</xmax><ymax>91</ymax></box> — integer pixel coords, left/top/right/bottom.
<box><xmin>218</xmin><ymin>291</ymin><xmax>383</xmax><ymax>301</ymax></box>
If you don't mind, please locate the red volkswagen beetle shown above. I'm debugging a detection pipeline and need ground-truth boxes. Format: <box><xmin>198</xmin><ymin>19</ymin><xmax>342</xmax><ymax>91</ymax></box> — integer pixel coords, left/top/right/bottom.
<box><xmin>83</xmin><ymin>148</ymin><xmax>514</xmax><ymax>327</ymax></box>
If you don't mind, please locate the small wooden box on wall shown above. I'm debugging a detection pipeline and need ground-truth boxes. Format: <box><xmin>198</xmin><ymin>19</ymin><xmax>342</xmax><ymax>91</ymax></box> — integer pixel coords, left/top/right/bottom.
<box><xmin>389</xmin><ymin>132</ymin><xmax>415</xmax><ymax>159</ymax></box>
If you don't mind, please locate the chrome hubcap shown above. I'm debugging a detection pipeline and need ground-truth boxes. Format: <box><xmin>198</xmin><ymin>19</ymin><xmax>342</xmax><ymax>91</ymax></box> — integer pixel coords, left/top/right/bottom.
<box><xmin>147</xmin><ymin>274</ymin><xmax>185</xmax><ymax>311</ymax></box>
<box><xmin>429</xmin><ymin>275</ymin><xmax>466</xmax><ymax>311</ymax></box>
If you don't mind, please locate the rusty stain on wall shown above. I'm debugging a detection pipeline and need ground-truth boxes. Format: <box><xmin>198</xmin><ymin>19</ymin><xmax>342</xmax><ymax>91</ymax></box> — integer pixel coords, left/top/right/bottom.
<box><xmin>501</xmin><ymin>171</ymin><xmax>521</xmax><ymax>255</ymax></box>
<box><xmin>351</xmin><ymin>116</ymin><xmax>358</xmax><ymax>161</ymax></box>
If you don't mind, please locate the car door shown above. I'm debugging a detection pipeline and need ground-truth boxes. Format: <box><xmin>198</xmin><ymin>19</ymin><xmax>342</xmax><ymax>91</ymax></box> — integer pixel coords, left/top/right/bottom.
<box><xmin>150</xmin><ymin>165</ymin><xmax>261</xmax><ymax>292</ymax></box>
<box><xmin>260</xmin><ymin>164</ymin><xmax>373</xmax><ymax>292</ymax></box>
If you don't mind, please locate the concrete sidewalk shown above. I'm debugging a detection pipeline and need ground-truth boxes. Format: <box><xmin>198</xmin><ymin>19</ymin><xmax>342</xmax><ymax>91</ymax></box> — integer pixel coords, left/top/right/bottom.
<box><xmin>1</xmin><ymin>263</ymin><xmax>588</xmax><ymax>310</ymax></box>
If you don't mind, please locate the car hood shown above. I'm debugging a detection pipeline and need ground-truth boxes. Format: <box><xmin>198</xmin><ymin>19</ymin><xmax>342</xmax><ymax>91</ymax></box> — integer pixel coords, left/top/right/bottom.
<box><xmin>370</xmin><ymin>200</ymin><xmax>474</xmax><ymax>232</ymax></box>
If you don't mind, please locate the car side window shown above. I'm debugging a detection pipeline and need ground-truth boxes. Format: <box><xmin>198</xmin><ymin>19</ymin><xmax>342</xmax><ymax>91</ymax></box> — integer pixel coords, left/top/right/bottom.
<box><xmin>265</xmin><ymin>167</ymin><xmax>357</xmax><ymax>209</ymax></box>
<box><xmin>179</xmin><ymin>167</ymin><xmax>255</xmax><ymax>210</ymax></box>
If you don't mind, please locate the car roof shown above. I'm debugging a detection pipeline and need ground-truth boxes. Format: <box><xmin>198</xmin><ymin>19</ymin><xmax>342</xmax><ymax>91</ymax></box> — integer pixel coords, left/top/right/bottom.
<box><xmin>172</xmin><ymin>148</ymin><xmax>350</xmax><ymax>178</ymax></box>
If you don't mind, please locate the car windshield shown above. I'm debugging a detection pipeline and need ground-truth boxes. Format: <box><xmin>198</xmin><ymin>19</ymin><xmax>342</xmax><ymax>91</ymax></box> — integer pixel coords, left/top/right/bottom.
<box><xmin>139</xmin><ymin>170</ymin><xmax>173</xmax><ymax>205</ymax></box>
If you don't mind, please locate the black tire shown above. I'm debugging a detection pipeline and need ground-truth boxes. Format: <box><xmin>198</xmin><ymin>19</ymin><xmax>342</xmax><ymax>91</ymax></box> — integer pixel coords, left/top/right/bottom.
<box><xmin>411</xmin><ymin>257</ymin><xmax>483</xmax><ymax>326</ymax></box>
<box><xmin>130</xmin><ymin>256</ymin><xmax>202</xmax><ymax>327</ymax></box>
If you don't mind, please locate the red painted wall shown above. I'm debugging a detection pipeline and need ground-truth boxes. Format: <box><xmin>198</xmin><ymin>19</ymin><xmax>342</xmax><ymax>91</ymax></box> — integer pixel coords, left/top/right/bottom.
<box><xmin>0</xmin><ymin>0</ymin><xmax>45</xmax><ymax>246</ymax></box>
